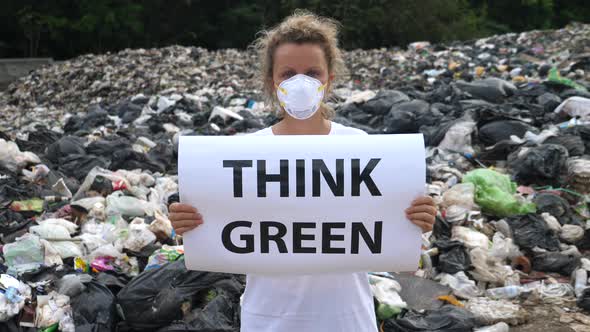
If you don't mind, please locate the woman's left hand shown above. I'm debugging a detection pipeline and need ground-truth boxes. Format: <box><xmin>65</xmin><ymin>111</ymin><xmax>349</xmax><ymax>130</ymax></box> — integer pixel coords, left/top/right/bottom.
<box><xmin>405</xmin><ymin>196</ymin><xmax>437</xmax><ymax>233</ymax></box>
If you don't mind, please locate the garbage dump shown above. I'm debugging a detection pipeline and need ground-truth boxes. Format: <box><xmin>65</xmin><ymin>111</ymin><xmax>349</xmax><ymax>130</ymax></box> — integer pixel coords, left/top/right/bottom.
<box><xmin>1</xmin><ymin>22</ymin><xmax>590</xmax><ymax>331</ymax></box>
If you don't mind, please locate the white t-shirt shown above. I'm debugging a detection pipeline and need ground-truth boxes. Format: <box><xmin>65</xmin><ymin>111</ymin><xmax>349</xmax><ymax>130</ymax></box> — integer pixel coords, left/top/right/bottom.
<box><xmin>241</xmin><ymin>121</ymin><xmax>378</xmax><ymax>332</ymax></box>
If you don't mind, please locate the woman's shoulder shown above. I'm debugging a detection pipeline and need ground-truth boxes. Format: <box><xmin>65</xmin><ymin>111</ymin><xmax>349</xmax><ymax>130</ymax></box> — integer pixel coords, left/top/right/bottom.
<box><xmin>330</xmin><ymin>121</ymin><xmax>368</xmax><ymax>136</ymax></box>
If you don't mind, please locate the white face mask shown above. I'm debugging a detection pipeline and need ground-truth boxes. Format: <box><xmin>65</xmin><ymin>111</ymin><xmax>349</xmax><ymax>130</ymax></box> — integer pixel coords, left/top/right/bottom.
<box><xmin>276</xmin><ymin>74</ymin><xmax>327</xmax><ymax>120</ymax></box>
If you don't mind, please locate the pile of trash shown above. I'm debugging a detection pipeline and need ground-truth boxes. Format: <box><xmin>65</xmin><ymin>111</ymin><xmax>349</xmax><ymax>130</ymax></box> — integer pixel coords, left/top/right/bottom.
<box><xmin>1</xmin><ymin>22</ymin><xmax>590</xmax><ymax>331</ymax></box>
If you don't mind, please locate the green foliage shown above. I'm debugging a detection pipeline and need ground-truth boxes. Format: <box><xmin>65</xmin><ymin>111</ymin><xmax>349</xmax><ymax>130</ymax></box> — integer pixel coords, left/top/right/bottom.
<box><xmin>0</xmin><ymin>0</ymin><xmax>588</xmax><ymax>59</ymax></box>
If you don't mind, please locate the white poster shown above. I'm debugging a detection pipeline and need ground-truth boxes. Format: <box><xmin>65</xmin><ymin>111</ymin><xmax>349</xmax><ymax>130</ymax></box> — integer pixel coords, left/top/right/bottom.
<box><xmin>179</xmin><ymin>134</ymin><xmax>425</xmax><ymax>274</ymax></box>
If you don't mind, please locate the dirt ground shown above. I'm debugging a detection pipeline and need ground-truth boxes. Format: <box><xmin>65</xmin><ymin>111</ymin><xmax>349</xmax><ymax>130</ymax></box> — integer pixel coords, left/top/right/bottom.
<box><xmin>511</xmin><ymin>301</ymin><xmax>590</xmax><ymax>332</ymax></box>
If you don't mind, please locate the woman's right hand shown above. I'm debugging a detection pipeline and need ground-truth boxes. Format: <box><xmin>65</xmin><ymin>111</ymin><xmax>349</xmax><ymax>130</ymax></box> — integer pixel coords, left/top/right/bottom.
<box><xmin>169</xmin><ymin>203</ymin><xmax>204</xmax><ymax>235</ymax></box>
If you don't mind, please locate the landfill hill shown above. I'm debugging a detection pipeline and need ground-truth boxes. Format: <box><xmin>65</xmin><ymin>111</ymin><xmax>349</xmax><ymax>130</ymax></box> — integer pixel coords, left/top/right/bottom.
<box><xmin>0</xmin><ymin>23</ymin><xmax>589</xmax><ymax>331</ymax></box>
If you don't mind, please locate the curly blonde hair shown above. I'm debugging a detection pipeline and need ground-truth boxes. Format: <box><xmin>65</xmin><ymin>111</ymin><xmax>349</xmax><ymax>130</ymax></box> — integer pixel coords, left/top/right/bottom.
<box><xmin>251</xmin><ymin>10</ymin><xmax>347</xmax><ymax>119</ymax></box>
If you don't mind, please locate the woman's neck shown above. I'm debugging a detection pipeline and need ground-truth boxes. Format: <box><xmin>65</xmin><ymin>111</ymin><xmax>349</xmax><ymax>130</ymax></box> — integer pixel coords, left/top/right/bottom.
<box><xmin>272</xmin><ymin>108</ymin><xmax>331</xmax><ymax>135</ymax></box>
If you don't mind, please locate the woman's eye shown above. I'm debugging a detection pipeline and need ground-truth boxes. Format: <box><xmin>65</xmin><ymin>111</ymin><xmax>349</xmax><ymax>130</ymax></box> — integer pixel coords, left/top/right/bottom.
<box><xmin>306</xmin><ymin>71</ymin><xmax>319</xmax><ymax>77</ymax></box>
<box><xmin>282</xmin><ymin>71</ymin><xmax>295</xmax><ymax>79</ymax></box>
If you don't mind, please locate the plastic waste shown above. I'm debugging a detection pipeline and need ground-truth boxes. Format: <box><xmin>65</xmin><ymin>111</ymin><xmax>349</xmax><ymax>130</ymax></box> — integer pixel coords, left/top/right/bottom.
<box><xmin>29</xmin><ymin>223</ymin><xmax>71</xmax><ymax>240</ymax></box>
<box><xmin>123</xmin><ymin>218</ymin><xmax>157</xmax><ymax>252</ymax></box>
<box><xmin>465</xmin><ymin>297</ymin><xmax>527</xmax><ymax>325</ymax></box>
<box><xmin>369</xmin><ymin>274</ymin><xmax>407</xmax><ymax>320</ymax></box>
<box><xmin>507</xmin><ymin>144</ymin><xmax>569</xmax><ymax>185</ymax></box>
<box><xmin>70</xmin><ymin>281</ymin><xmax>118</xmax><ymax>331</ymax></box>
<box><xmin>490</xmin><ymin>232</ymin><xmax>521</xmax><ymax>261</ymax></box>
<box><xmin>548</xmin><ymin>67</ymin><xmax>587</xmax><ymax>91</ymax></box>
<box><xmin>485</xmin><ymin>285</ymin><xmax>523</xmax><ymax>300</ymax></box>
<box><xmin>432</xmin><ymin>240</ymin><xmax>472</xmax><ymax>274</ymax></box>
<box><xmin>0</xmin><ymin>274</ymin><xmax>31</xmax><ymax>322</ymax></box>
<box><xmin>441</xmin><ymin>183</ymin><xmax>477</xmax><ymax>210</ymax></box>
<box><xmin>145</xmin><ymin>245</ymin><xmax>184</xmax><ymax>270</ymax></box>
<box><xmin>438</xmin><ymin>121</ymin><xmax>477</xmax><ymax>154</ymax></box>
<box><xmin>531</xmin><ymin>252</ymin><xmax>579</xmax><ymax>276</ymax></box>
<box><xmin>578</xmin><ymin>288</ymin><xmax>590</xmax><ymax>311</ymax></box>
<box><xmin>474</xmin><ymin>322</ymin><xmax>510</xmax><ymax>332</ymax></box>
<box><xmin>560</xmin><ymin>224</ymin><xmax>585</xmax><ymax>243</ymax></box>
<box><xmin>436</xmin><ymin>272</ymin><xmax>482</xmax><ymax>299</ymax></box>
<box><xmin>117</xmin><ymin>258</ymin><xmax>244</xmax><ymax>330</ymax></box>
<box><xmin>382</xmin><ymin>304</ymin><xmax>477</xmax><ymax>331</ymax></box>
<box><xmin>575</xmin><ymin>269</ymin><xmax>588</xmax><ymax>298</ymax></box>
<box><xmin>35</xmin><ymin>291</ymin><xmax>74</xmax><ymax>332</ymax></box>
<box><xmin>105</xmin><ymin>191</ymin><xmax>156</xmax><ymax>217</ymax></box>
<box><xmin>507</xmin><ymin>214</ymin><xmax>561</xmax><ymax>251</ymax></box>
<box><xmin>0</xmin><ymin>139</ymin><xmax>41</xmax><ymax>173</ymax></box>
<box><xmin>462</xmin><ymin>169</ymin><xmax>536</xmax><ymax>217</ymax></box>
<box><xmin>56</xmin><ymin>274</ymin><xmax>92</xmax><ymax>297</ymax></box>
<box><xmin>451</xmin><ymin>226</ymin><xmax>489</xmax><ymax>250</ymax></box>
<box><xmin>51</xmin><ymin>241</ymin><xmax>83</xmax><ymax>259</ymax></box>
<box><xmin>456</xmin><ymin>78</ymin><xmax>517</xmax><ymax>103</ymax></box>
<box><xmin>541</xmin><ymin>212</ymin><xmax>562</xmax><ymax>232</ymax></box>
<box><xmin>2</xmin><ymin>234</ymin><xmax>44</xmax><ymax>272</ymax></box>
<box><xmin>470</xmin><ymin>247</ymin><xmax>520</xmax><ymax>285</ymax></box>
<box><xmin>9</xmin><ymin>199</ymin><xmax>44</xmax><ymax>213</ymax></box>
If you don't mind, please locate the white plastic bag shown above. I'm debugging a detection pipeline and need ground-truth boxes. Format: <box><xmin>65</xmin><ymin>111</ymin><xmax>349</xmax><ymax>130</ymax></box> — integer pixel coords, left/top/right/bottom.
<box><xmin>0</xmin><ymin>139</ymin><xmax>41</xmax><ymax>173</ymax></box>
<box><xmin>489</xmin><ymin>232</ymin><xmax>521</xmax><ymax>261</ymax></box>
<box><xmin>105</xmin><ymin>191</ymin><xmax>153</xmax><ymax>217</ymax></box>
<box><xmin>436</xmin><ymin>271</ymin><xmax>482</xmax><ymax>299</ymax></box>
<box><xmin>554</xmin><ymin>96</ymin><xmax>590</xmax><ymax>120</ymax></box>
<box><xmin>30</xmin><ymin>223</ymin><xmax>71</xmax><ymax>240</ymax></box>
<box><xmin>560</xmin><ymin>224</ymin><xmax>584</xmax><ymax>243</ymax></box>
<box><xmin>51</xmin><ymin>241</ymin><xmax>83</xmax><ymax>259</ymax></box>
<box><xmin>452</xmin><ymin>226</ymin><xmax>489</xmax><ymax>250</ymax></box>
<box><xmin>38</xmin><ymin>218</ymin><xmax>78</xmax><ymax>234</ymax></box>
<box><xmin>442</xmin><ymin>183</ymin><xmax>477</xmax><ymax>209</ymax></box>
<box><xmin>438</xmin><ymin>121</ymin><xmax>476</xmax><ymax>154</ymax></box>
<box><xmin>123</xmin><ymin>218</ymin><xmax>156</xmax><ymax>252</ymax></box>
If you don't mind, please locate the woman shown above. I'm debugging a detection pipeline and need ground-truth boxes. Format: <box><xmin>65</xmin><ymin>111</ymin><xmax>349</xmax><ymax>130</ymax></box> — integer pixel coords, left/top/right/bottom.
<box><xmin>170</xmin><ymin>11</ymin><xmax>437</xmax><ymax>332</ymax></box>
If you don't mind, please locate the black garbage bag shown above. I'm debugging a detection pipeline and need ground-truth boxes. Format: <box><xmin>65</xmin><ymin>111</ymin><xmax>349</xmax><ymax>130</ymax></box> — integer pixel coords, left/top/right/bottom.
<box><xmin>86</xmin><ymin>138</ymin><xmax>132</xmax><ymax>156</ymax></box>
<box><xmin>507</xmin><ymin>144</ymin><xmax>568</xmax><ymax>185</ymax></box>
<box><xmin>340</xmin><ymin>103</ymin><xmax>373</xmax><ymax>125</ymax></box>
<box><xmin>0</xmin><ymin>210</ymin><xmax>34</xmax><ymax>245</ymax></box>
<box><xmin>157</xmin><ymin>279</ymin><xmax>243</xmax><ymax>332</ymax></box>
<box><xmin>432</xmin><ymin>216</ymin><xmax>452</xmax><ymax>240</ymax></box>
<box><xmin>64</xmin><ymin>104</ymin><xmax>111</xmax><ymax>133</ymax></box>
<box><xmin>432</xmin><ymin>240</ymin><xmax>471</xmax><ymax>274</ymax></box>
<box><xmin>360</xmin><ymin>90</ymin><xmax>410</xmax><ymax>115</ymax></box>
<box><xmin>384</xmin><ymin>100</ymin><xmax>431</xmax><ymax>133</ymax></box>
<box><xmin>478</xmin><ymin>120</ymin><xmax>532</xmax><ymax>146</ymax></box>
<box><xmin>563</xmin><ymin>125</ymin><xmax>590</xmax><ymax>152</ymax></box>
<box><xmin>117</xmin><ymin>258</ymin><xmax>244</xmax><ymax>330</ymax></box>
<box><xmin>537</xmin><ymin>92</ymin><xmax>562</xmax><ymax>113</ymax></box>
<box><xmin>383</xmin><ymin>305</ymin><xmax>477</xmax><ymax>332</ymax></box>
<box><xmin>59</xmin><ymin>154</ymin><xmax>110</xmax><ymax>181</ymax></box>
<box><xmin>422</xmin><ymin>120</ymin><xmax>459</xmax><ymax>147</ymax></box>
<box><xmin>544</xmin><ymin>135</ymin><xmax>585</xmax><ymax>156</ymax></box>
<box><xmin>70</xmin><ymin>281</ymin><xmax>118</xmax><ymax>332</ymax></box>
<box><xmin>110</xmin><ymin>149</ymin><xmax>166</xmax><ymax>173</ymax></box>
<box><xmin>46</xmin><ymin>136</ymin><xmax>86</xmax><ymax>163</ymax></box>
<box><xmin>16</xmin><ymin>126</ymin><xmax>62</xmax><ymax>155</ymax></box>
<box><xmin>113</xmin><ymin>100</ymin><xmax>144</xmax><ymax>124</ymax></box>
<box><xmin>578</xmin><ymin>288</ymin><xmax>590</xmax><ymax>311</ymax></box>
<box><xmin>533</xmin><ymin>193</ymin><xmax>584</xmax><ymax>226</ymax></box>
<box><xmin>95</xmin><ymin>272</ymin><xmax>130</xmax><ymax>295</ymax></box>
<box><xmin>0</xmin><ymin>175</ymin><xmax>42</xmax><ymax>203</ymax></box>
<box><xmin>531</xmin><ymin>252</ymin><xmax>580</xmax><ymax>276</ymax></box>
<box><xmin>507</xmin><ymin>214</ymin><xmax>561</xmax><ymax>252</ymax></box>
<box><xmin>456</xmin><ymin>78</ymin><xmax>517</xmax><ymax>103</ymax></box>
<box><xmin>148</xmin><ymin>143</ymin><xmax>176</xmax><ymax>173</ymax></box>
<box><xmin>579</xmin><ymin>230</ymin><xmax>590</xmax><ymax>251</ymax></box>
